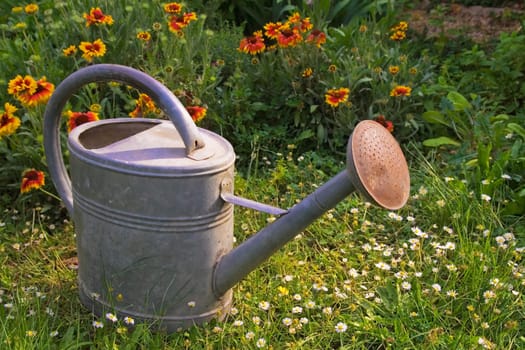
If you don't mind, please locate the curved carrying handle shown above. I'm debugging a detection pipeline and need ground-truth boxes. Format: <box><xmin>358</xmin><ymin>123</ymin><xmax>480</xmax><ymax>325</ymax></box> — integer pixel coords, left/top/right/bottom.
<box><xmin>43</xmin><ymin>64</ymin><xmax>206</xmax><ymax>215</ymax></box>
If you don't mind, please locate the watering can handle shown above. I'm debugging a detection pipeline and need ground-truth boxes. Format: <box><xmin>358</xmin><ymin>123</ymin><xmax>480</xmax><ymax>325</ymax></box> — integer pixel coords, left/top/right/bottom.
<box><xmin>43</xmin><ymin>64</ymin><xmax>206</xmax><ymax>215</ymax></box>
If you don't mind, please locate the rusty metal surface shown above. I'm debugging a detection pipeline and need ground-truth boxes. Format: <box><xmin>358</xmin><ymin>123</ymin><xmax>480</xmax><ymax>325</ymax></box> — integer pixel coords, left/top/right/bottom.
<box><xmin>347</xmin><ymin>120</ymin><xmax>410</xmax><ymax>210</ymax></box>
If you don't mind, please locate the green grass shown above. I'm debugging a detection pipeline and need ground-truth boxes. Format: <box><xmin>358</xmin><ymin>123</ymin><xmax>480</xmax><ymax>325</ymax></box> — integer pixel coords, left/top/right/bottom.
<box><xmin>1</xmin><ymin>151</ymin><xmax>523</xmax><ymax>349</ymax></box>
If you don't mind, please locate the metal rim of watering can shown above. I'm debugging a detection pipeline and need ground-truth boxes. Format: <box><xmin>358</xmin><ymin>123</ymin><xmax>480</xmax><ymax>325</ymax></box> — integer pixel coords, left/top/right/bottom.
<box><xmin>346</xmin><ymin>120</ymin><xmax>410</xmax><ymax>210</ymax></box>
<box><xmin>43</xmin><ymin>64</ymin><xmax>206</xmax><ymax>215</ymax></box>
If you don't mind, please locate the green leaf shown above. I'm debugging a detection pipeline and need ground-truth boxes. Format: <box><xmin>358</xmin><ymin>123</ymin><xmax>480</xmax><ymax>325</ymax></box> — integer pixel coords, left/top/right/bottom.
<box><xmin>465</xmin><ymin>159</ymin><xmax>478</xmax><ymax>167</ymax></box>
<box><xmin>422</xmin><ymin>110</ymin><xmax>449</xmax><ymax>126</ymax></box>
<box><xmin>447</xmin><ymin>91</ymin><xmax>472</xmax><ymax>111</ymax></box>
<box><xmin>422</xmin><ymin>136</ymin><xmax>461</xmax><ymax>147</ymax></box>
<box><xmin>250</xmin><ymin>102</ymin><xmax>269</xmax><ymax>111</ymax></box>
<box><xmin>477</xmin><ymin>142</ymin><xmax>492</xmax><ymax>174</ymax></box>
<box><xmin>489</xmin><ymin>114</ymin><xmax>509</xmax><ymax>123</ymax></box>
<box><xmin>355</xmin><ymin>77</ymin><xmax>373</xmax><ymax>85</ymax></box>
<box><xmin>317</xmin><ymin>124</ymin><xmax>327</xmax><ymax>142</ymax></box>
<box><xmin>296</xmin><ymin>129</ymin><xmax>314</xmax><ymax>141</ymax></box>
<box><xmin>507</xmin><ymin>123</ymin><xmax>525</xmax><ymax>139</ymax></box>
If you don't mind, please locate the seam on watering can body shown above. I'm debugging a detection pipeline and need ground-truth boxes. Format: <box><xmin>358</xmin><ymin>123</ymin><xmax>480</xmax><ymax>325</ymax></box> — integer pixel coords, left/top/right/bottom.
<box><xmin>73</xmin><ymin>188</ymin><xmax>233</xmax><ymax>233</ymax></box>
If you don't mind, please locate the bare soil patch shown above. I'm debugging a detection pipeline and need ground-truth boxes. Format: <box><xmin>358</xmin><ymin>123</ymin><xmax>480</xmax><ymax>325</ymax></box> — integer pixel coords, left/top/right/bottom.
<box><xmin>407</xmin><ymin>2</ymin><xmax>524</xmax><ymax>43</ymax></box>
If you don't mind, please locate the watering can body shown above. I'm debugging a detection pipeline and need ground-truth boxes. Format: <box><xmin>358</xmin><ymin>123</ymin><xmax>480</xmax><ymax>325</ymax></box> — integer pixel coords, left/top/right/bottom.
<box><xmin>44</xmin><ymin>64</ymin><xmax>410</xmax><ymax>332</ymax></box>
<box><xmin>69</xmin><ymin>119</ymin><xmax>235</xmax><ymax>328</ymax></box>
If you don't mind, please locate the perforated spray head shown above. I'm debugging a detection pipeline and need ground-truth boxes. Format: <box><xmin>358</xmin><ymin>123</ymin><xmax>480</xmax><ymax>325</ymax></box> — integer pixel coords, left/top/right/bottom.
<box><xmin>346</xmin><ymin>120</ymin><xmax>410</xmax><ymax>210</ymax></box>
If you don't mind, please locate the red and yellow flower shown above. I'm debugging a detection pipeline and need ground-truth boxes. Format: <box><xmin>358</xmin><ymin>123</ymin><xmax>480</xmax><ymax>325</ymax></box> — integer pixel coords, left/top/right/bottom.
<box><xmin>20</xmin><ymin>169</ymin><xmax>45</xmax><ymax>193</ymax></box>
<box><xmin>325</xmin><ymin>87</ymin><xmax>350</xmax><ymax>107</ymax></box>
<box><xmin>263</xmin><ymin>22</ymin><xmax>284</xmax><ymax>40</ymax></box>
<box><xmin>306</xmin><ymin>29</ymin><xmax>326</xmax><ymax>48</ymax></box>
<box><xmin>17</xmin><ymin>77</ymin><xmax>54</xmax><ymax>106</ymax></box>
<box><xmin>0</xmin><ymin>103</ymin><xmax>21</xmax><ymax>138</ymax></box>
<box><xmin>390</xmin><ymin>30</ymin><xmax>406</xmax><ymax>41</ymax></box>
<box><xmin>129</xmin><ymin>93</ymin><xmax>157</xmax><ymax>118</ymax></box>
<box><xmin>137</xmin><ymin>31</ymin><xmax>151</xmax><ymax>41</ymax></box>
<box><xmin>83</xmin><ymin>7</ymin><xmax>114</xmax><ymax>27</ymax></box>
<box><xmin>164</xmin><ymin>2</ymin><xmax>183</xmax><ymax>14</ymax></box>
<box><xmin>66</xmin><ymin>110</ymin><xmax>99</xmax><ymax>132</ymax></box>
<box><xmin>374</xmin><ymin>115</ymin><xmax>394</xmax><ymax>133</ymax></box>
<box><xmin>186</xmin><ymin>106</ymin><xmax>207</xmax><ymax>123</ymax></box>
<box><xmin>239</xmin><ymin>31</ymin><xmax>266</xmax><ymax>55</ymax></box>
<box><xmin>63</xmin><ymin>45</ymin><xmax>77</xmax><ymax>57</ymax></box>
<box><xmin>8</xmin><ymin>75</ymin><xmax>54</xmax><ymax>107</ymax></box>
<box><xmin>390</xmin><ymin>85</ymin><xmax>412</xmax><ymax>97</ymax></box>
<box><xmin>389</xmin><ymin>21</ymin><xmax>408</xmax><ymax>41</ymax></box>
<box><xmin>277</xmin><ymin>27</ymin><xmax>302</xmax><ymax>48</ymax></box>
<box><xmin>8</xmin><ymin>75</ymin><xmax>37</xmax><ymax>97</ymax></box>
<box><xmin>167</xmin><ymin>12</ymin><xmax>197</xmax><ymax>34</ymax></box>
<box><xmin>79</xmin><ymin>39</ymin><xmax>107</xmax><ymax>62</ymax></box>
<box><xmin>391</xmin><ymin>21</ymin><xmax>408</xmax><ymax>32</ymax></box>
<box><xmin>287</xmin><ymin>12</ymin><xmax>313</xmax><ymax>33</ymax></box>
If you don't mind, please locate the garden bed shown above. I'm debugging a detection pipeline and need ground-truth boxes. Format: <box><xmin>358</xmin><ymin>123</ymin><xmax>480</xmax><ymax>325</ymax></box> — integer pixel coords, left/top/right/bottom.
<box><xmin>408</xmin><ymin>2</ymin><xmax>523</xmax><ymax>42</ymax></box>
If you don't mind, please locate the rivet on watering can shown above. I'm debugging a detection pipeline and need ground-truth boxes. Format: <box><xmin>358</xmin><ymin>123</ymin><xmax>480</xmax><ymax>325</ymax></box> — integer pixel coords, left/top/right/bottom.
<box><xmin>44</xmin><ymin>64</ymin><xmax>410</xmax><ymax>332</ymax></box>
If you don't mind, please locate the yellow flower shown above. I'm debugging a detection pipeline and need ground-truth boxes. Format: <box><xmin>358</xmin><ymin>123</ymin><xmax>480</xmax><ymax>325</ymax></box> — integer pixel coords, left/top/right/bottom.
<box><xmin>13</xmin><ymin>22</ymin><xmax>27</xmax><ymax>30</ymax></box>
<box><xmin>278</xmin><ymin>286</ymin><xmax>289</xmax><ymax>296</ymax></box>
<box><xmin>116</xmin><ymin>327</ymin><xmax>127</xmax><ymax>334</ymax></box>
<box><xmin>24</xmin><ymin>4</ymin><xmax>39</xmax><ymax>15</ymax></box>
<box><xmin>388</xmin><ymin>65</ymin><xmax>400</xmax><ymax>75</ymax></box>
<box><xmin>90</xmin><ymin>104</ymin><xmax>102</xmax><ymax>113</ymax></box>
<box><xmin>302</xmin><ymin>67</ymin><xmax>313</xmax><ymax>78</ymax></box>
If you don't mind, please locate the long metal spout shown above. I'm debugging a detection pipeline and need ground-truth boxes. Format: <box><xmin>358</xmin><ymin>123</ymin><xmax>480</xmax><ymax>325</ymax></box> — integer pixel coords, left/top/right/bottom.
<box><xmin>213</xmin><ymin>120</ymin><xmax>411</xmax><ymax>298</ymax></box>
<box><xmin>212</xmin><ymin>170</ymin><xmax>355</xmax><ymax>297</ymax></box>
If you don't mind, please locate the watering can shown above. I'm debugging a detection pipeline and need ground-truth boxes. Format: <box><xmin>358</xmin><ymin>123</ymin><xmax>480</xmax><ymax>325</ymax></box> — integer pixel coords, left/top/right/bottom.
<box><xmin>43</xmin><ymin>64</ymin><xmax>410</xmax><ymax>331</ymax></box>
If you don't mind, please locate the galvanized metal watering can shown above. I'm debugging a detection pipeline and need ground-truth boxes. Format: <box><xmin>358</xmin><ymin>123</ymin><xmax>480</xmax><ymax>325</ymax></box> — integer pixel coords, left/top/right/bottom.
<box><xmin>43</xmin><ymin>64</ymin><xmax>410</xmax><ymax>331</ymax></box>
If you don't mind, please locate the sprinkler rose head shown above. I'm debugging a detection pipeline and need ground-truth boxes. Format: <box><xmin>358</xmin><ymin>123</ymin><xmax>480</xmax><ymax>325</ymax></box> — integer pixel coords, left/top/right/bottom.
<box><xmin>346</xmin><ymin>120</ymin><xmax>410</xmax><ymax>210</ymax></box>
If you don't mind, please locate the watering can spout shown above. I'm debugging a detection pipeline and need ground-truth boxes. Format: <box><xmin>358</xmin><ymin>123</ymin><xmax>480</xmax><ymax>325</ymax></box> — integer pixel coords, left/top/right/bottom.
<box><xmin>213</xmin><ymin>120</ymin><xmax>410</xmax><ymax>297</ymax></box>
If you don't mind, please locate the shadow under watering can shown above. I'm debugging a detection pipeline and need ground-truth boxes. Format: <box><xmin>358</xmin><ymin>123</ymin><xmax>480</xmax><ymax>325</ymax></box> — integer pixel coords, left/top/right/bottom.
<box><xmin>43</xmin><ymin>64</ymin><xmax>410</xmax><ymax>331</ymax></box>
